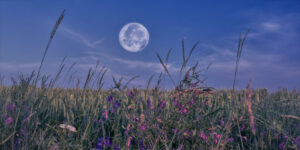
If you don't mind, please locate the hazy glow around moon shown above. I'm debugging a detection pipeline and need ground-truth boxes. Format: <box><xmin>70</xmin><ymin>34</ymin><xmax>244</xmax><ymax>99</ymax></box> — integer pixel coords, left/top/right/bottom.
<box><xmin>119</xmin><ymin>23</ymin><xmax>149</xmax><ymax>52</ymax></box>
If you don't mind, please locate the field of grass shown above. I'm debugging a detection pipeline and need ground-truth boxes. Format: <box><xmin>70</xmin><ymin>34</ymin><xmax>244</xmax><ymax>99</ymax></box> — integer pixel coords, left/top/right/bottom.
<box><xmin>1</xmin><ymin>10</ymin><xmax>299</xmax><ymax>150</ymax></box>
<box><xmin>0</xmin><ymin>80</ymin><xmax>299</xmax><ymax>149</ymax></box>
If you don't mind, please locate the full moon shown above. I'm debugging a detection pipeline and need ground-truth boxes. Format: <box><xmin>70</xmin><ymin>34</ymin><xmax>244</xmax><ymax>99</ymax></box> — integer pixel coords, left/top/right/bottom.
<box><xmin>119</xmin><ymin>23</ymin><xmax>149</xmax><ymax>52</ymax></box>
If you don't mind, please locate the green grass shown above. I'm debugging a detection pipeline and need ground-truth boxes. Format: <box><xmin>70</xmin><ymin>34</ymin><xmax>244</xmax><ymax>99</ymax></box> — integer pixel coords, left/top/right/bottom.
<box><xmin>0</xmin><ymin>84</ymin><xmax>299</xmax><ymax>149</ymax></box>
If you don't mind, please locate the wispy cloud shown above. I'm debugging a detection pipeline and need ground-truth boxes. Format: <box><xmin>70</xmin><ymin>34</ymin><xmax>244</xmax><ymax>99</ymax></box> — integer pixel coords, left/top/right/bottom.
<box><xmin>111</xmin><ymin>56</ymin><xmax>180</xmax><ymax>74</ymax></box>
<box><xmin>198</xmin><ymin>32</ymin><xmax>300</xmax><ymax>90</ymax></box>
<box><xmin>200</xmin><ymin>43</ymin><xmax>236</xmax><ymax>58</ymax></box>
<box><xmin>0</xmin><ymin>62</ymin><xmax>39</xmax><ymax>71</ymax></box>
<box><xmin>85</xmin><ymin>51</ymin><xmax>180</xmax><ymax>74</ymax></box>
<box><xmin>67</xmin><ymin>51</ymin><xmax>182</xmax><ymax>88</ymax></box>
<box><xmin>70</xmin><ymin>61</ymin><xmax>145</xmax><ymax>88</ymax></box>
<box><xmin>261</xmin><ymin>22</ymin><xmax>280</xmax><ymax>31</ymax></box>
<box><xmin>60</xmin><ymin>26</ymin><xmax>104</xmax><ymax>48</ymax></box>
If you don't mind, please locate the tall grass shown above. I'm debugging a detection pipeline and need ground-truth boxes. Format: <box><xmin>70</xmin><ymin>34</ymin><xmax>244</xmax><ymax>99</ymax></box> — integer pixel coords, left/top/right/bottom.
<box><xmin>34</xmin><ymin>9</ymin><xmax>65</xmax><ymax>86</ymax></box>
<box><xmin>233</xmin><ymin>30</ymin><xmax>249</xmax><ymax>91</ymax></box>
<box><xmin>1</xmin><ymin>82</ymin><xmax>299</xmax><ymax>149</ymax></box>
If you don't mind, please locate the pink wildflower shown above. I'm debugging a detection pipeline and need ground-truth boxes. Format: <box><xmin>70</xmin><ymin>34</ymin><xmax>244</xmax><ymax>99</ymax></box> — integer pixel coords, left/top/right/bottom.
<box><xmin>140</xmin><ymin>123</ymin><xmax>146</xmax><ymax>131</ymax></box>
<box><xmin>245</xmin><ymin>81</ymin><xmax>256</xmax><ymax>135</ymax></box>
<box><xmin>159</xmin><ymin>100</ymin><xmax>166</xmax><ymax>109</ymax></box>
<box><xmin>125</xmin><ymin>124</ymin><xmax>130</xmax><ymax>134</ymax></box>
<box><xmin>103</xmin><ymin>110</ymin><xmax>108</xmax><ymax>119</ymax></box>
<box><xmin>4</xmin><ymin>117</ymin><xmax>13</xmax><ymax>126</ymax></box>
<box><xmin>190</xmin><ymin>99</ymin><xmax>194</xmax><ymax>106</ymax></box>
<box><xmin>179</xmin><ymin>105</ymin><xmax>187</xmax><ymax>114</ymax></box>
<box><xmin>200</xmin><ymin>132</ymin><xmax>208</xmax><ymax>141</ymax></box>
<box><xmin>214</xmin><ymin>138</ymin><xmax>218</xmax><ymax>144</ymax></box>
<box><xmin>243</xmin><ymin>136</ymin><xmax>248</xmax><ymax>142</ymax></box>
<box><xmin>127</xmin><ymin>136</ymin><xmax>132</xmax><ymax>149</ymax></box>
<box><xmin>214</xmin><ymin>133</ymin><xmax>221</xmax><ymax>144</ymax></box>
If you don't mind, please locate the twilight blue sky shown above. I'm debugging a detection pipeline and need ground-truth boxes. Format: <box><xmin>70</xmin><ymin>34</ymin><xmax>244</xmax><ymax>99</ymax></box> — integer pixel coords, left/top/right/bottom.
<box><xmin>0</xmin><ymin>0</ymin><xmax>299</xmax><ymax>90</ymax></box>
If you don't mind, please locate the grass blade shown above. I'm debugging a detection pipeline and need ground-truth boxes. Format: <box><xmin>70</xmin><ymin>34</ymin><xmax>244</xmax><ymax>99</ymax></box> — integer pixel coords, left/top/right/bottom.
<box><xmin>156</xmin><ymin>53</ymin><xmax>176</xmax><ymax>86</ymax></box>
<box><xmin>34</xmin><ymin>9</ymin><xmax>65</xmax><ymax>86</ymax></box>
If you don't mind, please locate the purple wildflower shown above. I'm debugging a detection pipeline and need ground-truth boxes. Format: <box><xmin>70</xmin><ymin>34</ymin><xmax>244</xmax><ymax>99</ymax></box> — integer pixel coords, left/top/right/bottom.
<box><xmin>172</xmin><ymin>99</ymin><xmax>178</xmax><ymax>107</ymax></box>
<box><xmin>7</xmin><ymin>104</ymin><xmax>15</xmax><ymax>112</ymax></box>
<box><xmin>279</xmin><ymin>142</ymin><xmax>285</xmax><ymax>149</ymax></box>
<box><xmin>172</xmin><ymin>128</ymin><xmax>178</xmax><ymax>134</ymax></box>
<box><xmin>139</xmin><ymin>139</ymin><xmax>145</xmax><ymax>150</ymax></box>
<box><xmin>96</xmin><ymin>137</ymin><xmax>104</xmax><ymax>149</ymax></box>
<box><xmin>219</xmin><ymin>120</ymin><xmax>225</xmax><ymax>126</ymax></box>
<box><xmin>278</xmin><ymin>134</ymin><xmax>288</xmax><ymax>149</ymax></box>
<box><xmin>147</xmin><ymin>99</ymin><xmax>154</xmax><ymax>110</ymax></box>
<box><xmin>4</xmin><ymin>117</ymin><xmax>13</xmax><ymax>126</ymax></box>
<box><xmin>107</xmin><ymin>95</ymin><xmax>113</xmax><ymax>103</ymax></box>
<box><xmin>105</xmin><ymin>138</ymin><xmax>112</xmax><ymax>147</ymax></box>
<box><xmin>113</xmin><ymin>144</ymin><xmax>121</xmax><ymax>150</ymax></box>
<box><xmin>159</xmin><ymin>100</ymin><xmax>166</xmax><ymax>109</ymax></box>
<box><xmin>282</xmin><ymin>134</ymin><xmax>288</xmax><ymax>140</ymax></box>
<box><xmin>227</xmin><ymin>137</ymin><xmax>234</xmax><ymax>143</ymax></box>
<box><xmin>113</xmin><ymin>100</ymin><xmax>121</xmax><ymax>108</ymax></box>
<box><xmin>293</xmin><ymin>136</ymin><xmax>300</xmax><ymax>149</ymax></box>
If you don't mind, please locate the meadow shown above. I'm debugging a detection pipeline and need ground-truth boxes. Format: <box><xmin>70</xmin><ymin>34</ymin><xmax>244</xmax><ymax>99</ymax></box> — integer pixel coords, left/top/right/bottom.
<box><xmin>0</xmin><ymin>10</ymin><xmax>300</xmax><ymax>150</ymax></box>
<box><xmin>0</xmin><ymin>76</ymin><xmax>299</xmax><ymax>149</ymax></box>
